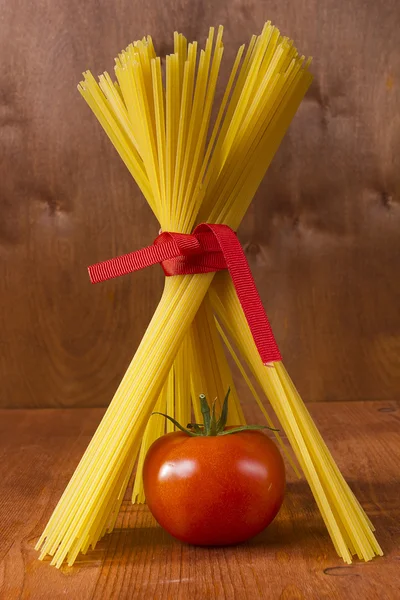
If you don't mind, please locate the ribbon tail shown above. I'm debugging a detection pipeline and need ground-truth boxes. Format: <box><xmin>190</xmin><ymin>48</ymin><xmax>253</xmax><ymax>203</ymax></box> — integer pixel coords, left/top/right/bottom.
<box><xmin>196</xmin><ymin>224</ymin><xmax>282</xmax><ymax>365</ymax></box>
<box><xmin>88</xmin><ymin>240</ymin><xmax>183</xmax><ymax>284</ymax></box>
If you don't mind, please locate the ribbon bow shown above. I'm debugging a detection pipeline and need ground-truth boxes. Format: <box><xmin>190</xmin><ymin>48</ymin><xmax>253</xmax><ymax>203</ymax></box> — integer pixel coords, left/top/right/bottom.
<box><xmin>88</xmin><ymin>223</ymin><xmax>281</xmax><ymax>365</ymax></box>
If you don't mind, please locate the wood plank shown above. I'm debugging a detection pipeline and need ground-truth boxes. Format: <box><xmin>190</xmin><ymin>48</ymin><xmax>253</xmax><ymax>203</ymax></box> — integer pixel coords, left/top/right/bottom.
<box><xmin>1</xmin><ymin>0</ymin><xmax>400</xmax><ymax>408</ymax></box>
<box><xmin>0</xmin><ymin>400</ymin><xmax>399</xmax><ymax>599</ymax></box>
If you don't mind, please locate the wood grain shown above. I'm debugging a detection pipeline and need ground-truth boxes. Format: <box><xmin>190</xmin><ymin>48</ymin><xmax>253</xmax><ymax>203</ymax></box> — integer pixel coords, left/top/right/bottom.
<box><xmin>0</xmin><ymin>0</ymin><xmax>399</xmax><ymax>407</ymax></box>
<box><xmin>0</xmin><ymin>400</ymin><xmax>399</xmax><ymax>599</ymax></box>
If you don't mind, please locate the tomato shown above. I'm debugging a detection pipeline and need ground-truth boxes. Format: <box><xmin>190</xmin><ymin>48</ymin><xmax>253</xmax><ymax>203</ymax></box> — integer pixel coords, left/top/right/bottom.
<box><xmin>143</xmin><ymin>427</ymin><xmax>285</xmax><ymax>546</ymax></box>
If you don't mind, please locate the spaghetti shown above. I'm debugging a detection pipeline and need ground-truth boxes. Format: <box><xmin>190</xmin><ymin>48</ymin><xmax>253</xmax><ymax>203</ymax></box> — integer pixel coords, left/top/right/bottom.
<box><xmin>36</xmin><ymin>23</ymin><xmax>381</xmax><ymax>567</ymax></box>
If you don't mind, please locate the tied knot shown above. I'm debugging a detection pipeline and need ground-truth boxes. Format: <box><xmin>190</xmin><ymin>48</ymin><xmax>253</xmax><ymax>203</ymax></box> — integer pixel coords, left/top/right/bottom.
<box><xmin>155</xmin><ymin>232</ymin><xmax>202</xmax><ymax>255</ymax></box>
<box><xmin>154</xmin><ymin>227</ymin><xmax>226</xmax><ymax>276</ymax></box>
<box><xmin>87</xmin><ymin>223</ymin><xmax>282</xmax><ymax>365</ymax></box>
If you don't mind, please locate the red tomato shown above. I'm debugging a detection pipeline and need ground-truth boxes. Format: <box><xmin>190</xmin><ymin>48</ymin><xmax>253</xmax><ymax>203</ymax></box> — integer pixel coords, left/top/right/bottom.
<box><xmin>143</xmin><ymin>429</ymin><xmax>285</xmax><ymax>545</ymax></box>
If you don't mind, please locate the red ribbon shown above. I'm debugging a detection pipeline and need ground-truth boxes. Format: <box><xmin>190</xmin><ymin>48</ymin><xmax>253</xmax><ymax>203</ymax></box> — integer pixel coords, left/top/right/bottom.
<box><xmin>88</xmin><ymin>224</ymin><xmax>281</xmax><ymax>365</ymax></box>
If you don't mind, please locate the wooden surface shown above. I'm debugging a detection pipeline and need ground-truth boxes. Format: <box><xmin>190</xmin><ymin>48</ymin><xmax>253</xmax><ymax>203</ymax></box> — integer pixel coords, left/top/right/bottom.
<box><xmin>1</xmin><ymin>0</ymin><xmax>400</xmax><ymax>408</ymax></box>
<box><xmin>0</xmin><ymin>400</ymin><xmax>399</xmax><ymax>599</ymax></box>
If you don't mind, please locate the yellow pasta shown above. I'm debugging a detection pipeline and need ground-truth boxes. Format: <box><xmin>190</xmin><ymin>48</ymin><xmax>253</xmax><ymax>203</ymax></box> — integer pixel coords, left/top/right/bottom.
<box><xmin>35</xmin><ymin>23</ymin><xmax>380</xmax><ymax>568</ymax></box>
<box><xmin>208</xmin><ymin>272</ymin><xmax>382</xmax><ymax>562</ymax></box>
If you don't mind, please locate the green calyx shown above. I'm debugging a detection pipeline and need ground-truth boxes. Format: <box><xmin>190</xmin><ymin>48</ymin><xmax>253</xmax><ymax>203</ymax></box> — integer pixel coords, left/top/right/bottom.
<box><xmin>152</xmin><ymin>388</ymin><xmax>279</xmax><ymax>437</ymax></box>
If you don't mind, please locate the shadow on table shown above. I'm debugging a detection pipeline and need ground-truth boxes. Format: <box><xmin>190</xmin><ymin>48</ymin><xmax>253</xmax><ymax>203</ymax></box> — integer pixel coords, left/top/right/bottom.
<box><xmin>39</xmin><ymin>477</ymin><xmax>398</xmax><ymax>570</ymax></box>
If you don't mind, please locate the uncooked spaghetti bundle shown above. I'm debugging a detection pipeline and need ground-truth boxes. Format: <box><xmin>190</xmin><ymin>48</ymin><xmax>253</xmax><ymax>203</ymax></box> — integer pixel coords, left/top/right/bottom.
<box><xmin>36</xmin><ymin>23</ymin><xmax>382</xmax><ymax>567</ymax></box>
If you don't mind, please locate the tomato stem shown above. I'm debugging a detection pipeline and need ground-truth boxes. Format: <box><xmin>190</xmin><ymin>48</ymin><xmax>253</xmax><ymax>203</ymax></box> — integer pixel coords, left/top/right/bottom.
<box><xmin>200</xmin><ymin>394</ymin><xmax>211</xmax><ymax>435</ymax></box>
<box><xmin>152</xmin><ymin>388</ymin><xmax>280</xmax><ymax>436</ymax></box>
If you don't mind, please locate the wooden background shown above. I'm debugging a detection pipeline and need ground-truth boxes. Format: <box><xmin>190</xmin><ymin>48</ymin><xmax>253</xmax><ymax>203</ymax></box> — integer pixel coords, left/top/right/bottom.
<box><xmin>0</xmin><ymin>0</ymin><xmax>399</xmax><ymax>408</ymax></box>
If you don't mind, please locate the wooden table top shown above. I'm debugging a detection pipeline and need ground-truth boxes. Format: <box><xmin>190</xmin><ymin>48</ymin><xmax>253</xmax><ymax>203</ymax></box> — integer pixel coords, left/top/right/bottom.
<box><xmin>0</xmin><ymin>400</ymin><xmax>399</xmax><ymax>599</ymax></box>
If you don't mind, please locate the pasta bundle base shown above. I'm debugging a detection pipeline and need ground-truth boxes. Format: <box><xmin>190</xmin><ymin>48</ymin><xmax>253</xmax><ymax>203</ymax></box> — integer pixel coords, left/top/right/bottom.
<box><xmin>35</xmin><ymin>24</ymin><xmax>382</xmax><ymax>567</ymax></box>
